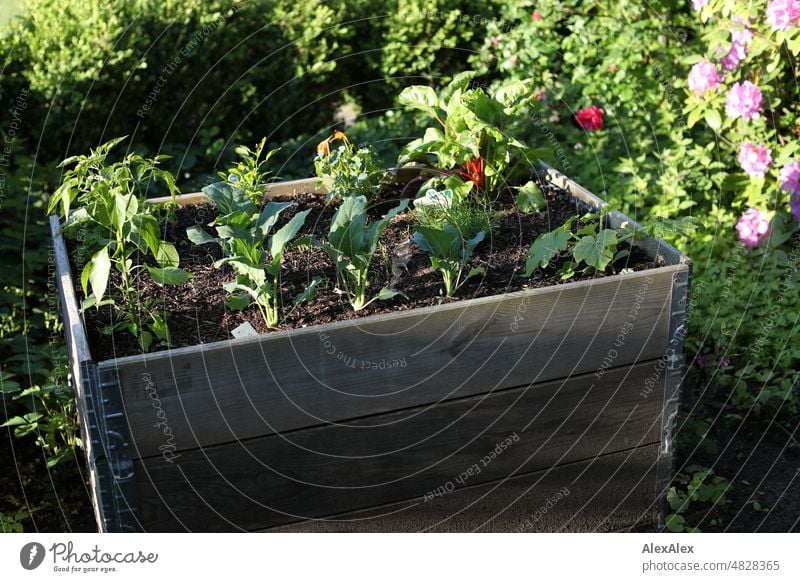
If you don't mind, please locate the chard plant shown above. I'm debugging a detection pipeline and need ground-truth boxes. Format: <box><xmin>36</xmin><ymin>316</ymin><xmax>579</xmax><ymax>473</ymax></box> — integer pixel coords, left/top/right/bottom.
<box><xmin>312</xmin><ymin>195</ymin><xmax>408</xmax><ymax>310</ymax></box>
<box><xmin>315</xmin><ymin>130</ymin><xmax>385</xmax><ymax>203</ymax></box>
<box><xmin>398</xmin><ymin>72</ymin><xmax>550</xmax><ymax>194</ymax></box>
<box><xmin>221</xmin><ymin>137</ymin><xmax>279</xmax><ymax>205</ymax></box>
<box><xmin>524</xmin><ymin>211</ymin><xmax>643</xmax><ymax>280</ymax></box>
<box><xmin>47</xmin><ymin>137</ymin><xmax>190</xmax><ymax>351</ymax></box>
<box><xmin>413</xmin><ymin>225</ymin><xmax>485</xmax><ymax>297</ymax></box>
<box><xmin>187</xmin><ymin>182</ymin><xmax>321</xmax><ymax>328</ymax></box>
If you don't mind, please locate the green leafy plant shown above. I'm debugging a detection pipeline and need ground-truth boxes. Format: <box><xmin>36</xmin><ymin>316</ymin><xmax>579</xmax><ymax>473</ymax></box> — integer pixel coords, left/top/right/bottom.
<box><xmin>398</xmin><ymin>72</ymin><xmax>548</xmax><ymax>194</ymax></box>
<box><xmin>413</xmin><ymin>225</ymin><xmax>485</xmax><ymax>297</ymax></box>
<box><xmin>0</xmin><ymin>510</ymin><xmax>28</xmax><ymax>533</ymax></box>
<box><xmin>515</xmin><ymin>180</ymin><xmax>545</xmax><ymax>213</ymax></box>
<box><xmin>1</xmin><ymin>364</ymin><xmax>79</xmax><ymax>468</ymax></box>
<box><xmin>524</xmin><ymin>212</ymin><xmax>641</xmax><ymax>280</ymax></box>
<box><xmin>221</xmin><ymin>137</ymin><xmax>280</xmax><ymax>204</ymax></box>
<box><xmin>315</xmin><ymin>130</ymin><xmax>385</xmax><ymax>203</ymax></box>
<box><xmin>187</xmin><ymin>182</ymin><xmax>320</xmax><ymax>328</ymax></box>
<box><xmin>47</xmin><ymin>137</ymin><xmax>191</xmax><ymax>351</ymax></box>
<box><xmin>666</xmin><ymin>465</ymin><xmax>730</xmax><ymax>533</ymax></box>
<box><xmin>313</xmin><ymin>195</ymin><xmax>408</xmax><ymax>310</ymax></box>
<box><xmin>413</xmin><ymin>174</ymin><xmax>498</xmax><ymax>238</ymax></box>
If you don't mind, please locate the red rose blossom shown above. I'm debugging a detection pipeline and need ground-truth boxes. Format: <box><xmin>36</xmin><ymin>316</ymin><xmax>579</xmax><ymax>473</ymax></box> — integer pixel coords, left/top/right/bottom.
<box><xmin>574</xmin><ymin>105</ymin><xmax>604</xmax><ymax>131</ymax></box>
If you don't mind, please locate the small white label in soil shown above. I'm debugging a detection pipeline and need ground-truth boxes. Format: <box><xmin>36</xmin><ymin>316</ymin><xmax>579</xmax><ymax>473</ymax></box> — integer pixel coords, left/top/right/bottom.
<box><xmin>231</xmin><ymin>321</ymin><xmax>258</xmax><ymax>339</ymax></box>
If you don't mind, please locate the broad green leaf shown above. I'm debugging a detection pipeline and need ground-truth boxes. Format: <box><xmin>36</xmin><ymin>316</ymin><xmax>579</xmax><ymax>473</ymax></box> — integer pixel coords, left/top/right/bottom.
<box><xmin>377</xmin><ymin>287</ymin><xmax>406</xmax><ymax>301</ymax></box>
<box><xmin>440</xmin><ymin>71</ymin><xmax>478</xmax><ymax>104</ymax></box>
<box><xmin>146</xmin><ymin>266</ymin><xmax>192</xmax><ymax>286</ymax></box>
<box><xmin>398</xmin><ymin>85</ymin><xmax>439</xmax><ymax>118</ymax></box>
<box><xmin>203</xmin><ymin>181</ymin><xmax>255</xmax><ymax>216</ymax></box>
<box><xmin>516</xmin><ymin>181</ymin><xmax>545</xmax><ymax>212</ymax></box>
<box><xmin>413</xmin><ymin>225</ymin><xmax>462</xmax><ymax>261</ymax></box>
<box><xmin>186</xmin><ymin>225</ymin><xmax>217</xmax><ymax>245</ymax></box>
<box><xmin>149</xmin><ymin>313</ymin><xmax>171</xmax><ymax>343</ymax></box>
<box><xmin>224</xmin><ymin>292</ymin><xmax>252</xmax><ymax>311</ymax></box>
<box><xmin>257</xmin><ymin>201</ymin><xmax>293</xmax><ymax>237</ymax></box>
<box><xmin>525</xmin><ymin>229</ymin><xmax>572</xmax><ymax>275</ymax></box>
<box><xmin>573</xmin><ymin>230</ymin><xmax>618</xmax><ymax>271</ymax></box>
<box><xmin>293</xmin><ymin>276</ymin><xmax>324</xmax><ymax>306</ymax></box>
<box><xmin>81</xmin><ymin>246</ymin><xmax>111</xmax><ymax>303</ymax></box>
<box><xmin>130</xmin><ymin>213</ymin><xmax>161</xmax><ymax>256</ymax></box>
<box><xmin>155</xmin><ymin>242</ymin><xmax>180</xmax><ymax>268</ymax></box>
<box><xmin>704</xmin><ymin>108</ymin><xmax>721</xmax><ymax>131</ymax></box>
<box><xmin>269</xmin><ymin>209</ymin><xmax>310</xmax><ymax>258</ymax></box>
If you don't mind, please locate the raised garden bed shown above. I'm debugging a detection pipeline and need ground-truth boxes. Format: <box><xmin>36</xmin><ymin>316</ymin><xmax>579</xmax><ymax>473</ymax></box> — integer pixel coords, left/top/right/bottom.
<box><xmin>51</xmin><ymin>166</ymin><xmax>690</xmax><ymax>532</ymax></box>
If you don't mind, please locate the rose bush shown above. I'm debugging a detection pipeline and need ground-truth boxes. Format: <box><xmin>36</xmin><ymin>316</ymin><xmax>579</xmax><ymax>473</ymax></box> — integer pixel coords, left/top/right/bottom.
<box><xmin>684</xmin><ymin>0</ymin><xmax>800</xmax><ymax>246</ymax></box>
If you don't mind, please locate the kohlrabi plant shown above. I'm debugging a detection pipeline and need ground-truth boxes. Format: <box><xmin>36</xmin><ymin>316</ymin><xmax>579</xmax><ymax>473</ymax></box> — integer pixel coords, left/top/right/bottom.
<box><xmin>47</xmin><ymin>137</ymin><xmax>190</xmax><ymax>351</ymax></box>
<box><xmin>187</xmin><ymin>182</ymin><xmax>321</xmax><ymax>328</ymax></box>
<box><xmin>315</xmin><ymin>130</ymin><xmax>385</xmax><ymax>203</ymax></box>
<box><xmin>313</xmin><ymin>195</ymin><xmax>408</xmax><ymax>310</ymax></box>
<box><xmin>524</xmin><ymin>211</ymin><xmax>642</xmax><ymax>280</ymax></box>
<box><xmin>413</xmin><ymin>225</ymin><xmax>485</xmax><ymax>297</ymax></box>
<box><xmin>398</xmin><ymin>72</ymin><xmax>549</xmax><ymax>194</ymax></box>
<box><xmin>221</xmin><ymin>137</ymin><xmax>280</xmax><ymax>205</ymax></box>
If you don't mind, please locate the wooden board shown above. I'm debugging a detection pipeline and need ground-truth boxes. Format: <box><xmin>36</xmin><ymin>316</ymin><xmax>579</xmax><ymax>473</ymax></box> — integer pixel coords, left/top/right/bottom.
<box><xmin>105</xmin><ymin>266</ymin><xmax>679</xmax><ymax>459</ymax></box>
<box><xmin>268</xmin><ymin>443</ymin><xmax>661</xmax><ymax>533</ymax></box>
<box><xmin>133</xmin><ymin>360</ymin><xmax>666</xmax><ymax>531</ymax></box>
<box><xmin>145</xmin><ymin>177</ymin><xmax>326</xmax><ymax>206</ymax></box>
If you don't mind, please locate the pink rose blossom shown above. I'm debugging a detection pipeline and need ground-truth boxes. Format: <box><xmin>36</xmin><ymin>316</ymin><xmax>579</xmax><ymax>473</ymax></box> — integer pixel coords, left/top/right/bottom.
<box><xmin>790</xmin><ymin>195</ymin><xmax>800</xmax><ymax>221</ymax></box>
<box><xmin>766</xmin><ymin>0</ymin><xmax>800</xmax><ymax>30</ymax></box>
<box><xmin>535</xmin><ymin>90</ymin><xmax>546</xmax><ymax>101</ymax></box>
<box><xmin>688</xmin><ymin>60</ymin><xmax>722</xmax><ymax>95</ymax></box>
<box><xmin>731</xmin><ymin>18</ymin><xmax>753</xmax><ymax>46</ymax></box>
<box><xmin>491</xmin><ymin>36</ymin><xmax>501</xmax><ymax>46</ymax></box>
<box><xmin>692</xmin><ymin>0</ymin><xmax>708</xmax><ymax>11</ymax></box>
<box><xmin>779</xmin><ymin>158</ymin><xmax>800</xmax><ymax>195</ymax></box>
<box><xmin>507</xmin><ymin>54</ymin><xmax>518</xmax><ymax>66</ymax></box>
<box><xmin>738</xmin><ymin>142</ymin><xmax>772</xmax><ymax>178</ymax></box>
<box><xmin>735</xmin><ymin>208</ymin><xmax>771</xmax><ymax>248</ymax></box>
<box><xmin>725</xmin><ymin>81</ymin><xmax>763</xmax><ymax>120</ymax></box>
<box><xmin>720</xmin><ymin>41</ymin><xmax>747</xmax><ymax>71</ymax></box>
<box><xmin>532</xmin><ymin>11</ymin><xmax>542</xmax><ymax>21</ymax></box>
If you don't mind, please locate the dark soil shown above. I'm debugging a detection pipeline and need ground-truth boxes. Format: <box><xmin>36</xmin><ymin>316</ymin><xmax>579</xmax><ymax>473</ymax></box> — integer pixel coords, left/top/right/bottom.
<box><xmin>0</xmin><ymin>430</ymin><xmax>95</xmax><ymax>532</ymax></box>
<box><xmin>74</xmin><ymin>179</ymin><xmax>659</xmax><ymax>361</ymax></box>
<box><xmin>679</xmin><ymin>416</ymin><xmax>800</xmax><ymax>532</ymax></box>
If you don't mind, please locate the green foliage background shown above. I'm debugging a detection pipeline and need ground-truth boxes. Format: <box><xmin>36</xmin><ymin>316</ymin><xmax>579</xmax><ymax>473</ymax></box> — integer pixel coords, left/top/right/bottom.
<box><xmin>1</xmin><ymin>0</ymin><xmax>797</xmax><ymax>531</ymax></box>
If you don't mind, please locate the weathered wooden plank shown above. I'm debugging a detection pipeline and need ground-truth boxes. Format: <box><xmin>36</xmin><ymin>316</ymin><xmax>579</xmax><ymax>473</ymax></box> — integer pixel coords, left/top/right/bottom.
<box><xmin>107</xmin><ymin>266</ymin><xmax>678</xmax><ymax>458</ymax></box>
<box><xmin>134</xmin><ymin>361</ymin><xmax>665</xmax><ymax>531</ymax></box>
<box><xmin>50</xmin><ymin>216</ymin><xmax>109</xmax><ymax>531</ymax></box>
<box><xmin>268</xmin><ymin>443</ymin><xmax>661</xmax><ymax>532</ymax></box>
<box><xmin>146</xmin><ymin>177</ymin><xmax>326</xmax><ymax>206</ymax></box>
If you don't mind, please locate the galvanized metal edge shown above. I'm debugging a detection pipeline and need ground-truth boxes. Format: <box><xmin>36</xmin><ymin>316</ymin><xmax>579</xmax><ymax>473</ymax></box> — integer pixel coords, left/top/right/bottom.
<box><xmin>653</xmin><ymin>265</ymin><xmax>692</xmax><ymax>529</ymax></box>
<box><xmin>50</xmin><ymin>216</ymin><xmax>143</xmax><ymax>532</ymax></box>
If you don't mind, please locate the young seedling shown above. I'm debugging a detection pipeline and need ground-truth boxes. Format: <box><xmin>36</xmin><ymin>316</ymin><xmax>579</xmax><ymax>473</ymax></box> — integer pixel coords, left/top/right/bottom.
<box><xmin>313</xmin><ymin>195</ymin><xmax>408</xmax><ymax>310</ymax></box>
<box><xmin>315</xmin><ymin>130</ymin><xmax>385</xmax><ymax>203</ymax></box>
<box><xmin>524</xmin><ymin>211</ymin><xmax>642</xmax><ymax>280</ymax></box>
<box><xmin>47</xmin><ymin>137</ymin><xmax>190</xmax><ymax>351</ymax></box>
<box><xmin>413</xmin><ymin>225</ymin><xmax>485</xmax><ymax>297</ymax></box>
<box><xmin>221</xmin><ymin>137</ymin><xmax>280</xmax><ymax>205</ymax></box>
<box><xmin>187</xmin><ymin>182</ymin><xmax>321</xmax><ymax>328</ymax></box>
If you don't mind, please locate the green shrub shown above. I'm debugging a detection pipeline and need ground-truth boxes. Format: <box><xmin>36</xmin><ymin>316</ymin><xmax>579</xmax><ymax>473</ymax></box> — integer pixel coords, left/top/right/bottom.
<box><xmin>1</xmin><ymin>0</ymin><xmax>350</xmax><ymax>162</ymax></box>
